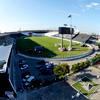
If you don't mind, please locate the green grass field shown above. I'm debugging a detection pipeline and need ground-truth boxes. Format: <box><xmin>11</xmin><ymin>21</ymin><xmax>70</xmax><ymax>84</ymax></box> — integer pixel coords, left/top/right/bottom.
<box><xmin>16</xmin><ymin>36</ymin><xmax>91</xmax><ymax>58</ymax></box>
<box><xmin>72</xmin><ymin>77</ymin><xmax>98</xmax><ymax>97</ymax></box>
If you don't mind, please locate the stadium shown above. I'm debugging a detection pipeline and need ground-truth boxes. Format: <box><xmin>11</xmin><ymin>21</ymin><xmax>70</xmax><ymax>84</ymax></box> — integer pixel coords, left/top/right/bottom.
<box><xmin>0</xmin><ymin>28</ymin><xmax>99</xmax><ymax>99</ymax></box>
<box><xmin>15</xmin><ymin>27</ymin><xmax>96</xmax><ymax>61</ymax></box>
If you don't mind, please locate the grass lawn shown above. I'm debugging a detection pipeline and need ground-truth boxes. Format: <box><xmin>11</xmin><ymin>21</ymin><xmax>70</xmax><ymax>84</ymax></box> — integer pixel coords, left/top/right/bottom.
<box><xmin>16</xmin><ymin>36</ymin><xmax>91</xmax><ymax>58</ymax></box>
<box><xmin>72</xmin><ymin>77</ymin><xmax>98</xmax><ymax>97</ymax></box>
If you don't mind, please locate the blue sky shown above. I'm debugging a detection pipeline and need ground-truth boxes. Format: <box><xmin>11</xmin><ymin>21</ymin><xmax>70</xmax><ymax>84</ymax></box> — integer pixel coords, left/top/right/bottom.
<box><xmin>0</xmin><ymin>0</ymin><xmax>100</xmax><ymax>33</ymax></box>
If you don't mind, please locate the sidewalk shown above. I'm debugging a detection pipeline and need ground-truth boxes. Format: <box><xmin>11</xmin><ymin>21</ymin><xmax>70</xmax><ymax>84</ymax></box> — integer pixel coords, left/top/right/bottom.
<box><xmin>65</xmin><ymin>51</ymin><xmax>100</xmax><ymax>66</ymax></box>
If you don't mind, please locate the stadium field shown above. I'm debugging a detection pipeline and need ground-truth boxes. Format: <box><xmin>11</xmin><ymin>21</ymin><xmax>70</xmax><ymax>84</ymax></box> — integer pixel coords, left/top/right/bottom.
<box><xmin>16</xmin><ymin>36</ymin><xmax>91</xmax><ymax>58</ymax></box>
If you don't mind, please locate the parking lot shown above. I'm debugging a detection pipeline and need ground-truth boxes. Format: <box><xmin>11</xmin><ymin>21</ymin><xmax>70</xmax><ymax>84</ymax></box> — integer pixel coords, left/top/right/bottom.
<box><xmin>15</xmin><ymin>55</ymin><xmax>89</xmax><ymax>100</ymax></box>
<box><xmin>16</xmin><ymin>55</ymin><xmax>56</xmax><ymax>90</ymax></box>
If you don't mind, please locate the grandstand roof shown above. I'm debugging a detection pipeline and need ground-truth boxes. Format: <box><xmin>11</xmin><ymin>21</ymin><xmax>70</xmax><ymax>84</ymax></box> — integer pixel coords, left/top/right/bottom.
<box><xmin>0</xmin><ymin>33</ymin><xmax>9</xmax><ymax>37</ymax></box>
<box><xmin>0</xmin><ymin>45</ymin><xmax>12</xmax><ymax>73</ymax></box>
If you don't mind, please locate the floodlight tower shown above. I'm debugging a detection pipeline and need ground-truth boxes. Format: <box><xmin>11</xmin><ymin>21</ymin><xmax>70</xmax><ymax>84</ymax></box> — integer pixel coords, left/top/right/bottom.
<box><xmin>68</xmin><ymin>15</ymin><xmax>73</xmax><ymax>51</ymax></box>
<box><xmin>64</xmin><ymin>24</ymin><xmax>68</xmax><ymax>49</ymax></box>
<box><xmin>59</xmin><ymin>27</ymin><xmax>64</xmax><ymax>49</ymax></box>
<box><xmin>59</xmin><ymin>27</ymin><xmax>64</xmax><ymax>51</ymax></box>
<box><xmin>61</xmin><ymin>32</ymin><xmax>63</xmax><ymax>49</ymax></box>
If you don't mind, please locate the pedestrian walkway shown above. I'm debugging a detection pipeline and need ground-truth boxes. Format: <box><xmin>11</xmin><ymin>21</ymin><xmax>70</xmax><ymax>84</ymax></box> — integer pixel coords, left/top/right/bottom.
<box><xmin>67</xmin><ymin>67</ymin><xmax>100</xmax><ymax>100</ymax></box>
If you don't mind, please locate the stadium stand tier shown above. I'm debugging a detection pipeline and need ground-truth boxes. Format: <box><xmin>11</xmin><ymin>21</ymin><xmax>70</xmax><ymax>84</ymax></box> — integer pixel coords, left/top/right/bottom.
<box><xmin>73</xmin><ymin>33</ymin><xmax>91</xmax><ymax>43</ymax></box>
<box><xmin>53</xmin><ymin>33</ymin><xmax>91</xmax><ymax>43</ymax></box>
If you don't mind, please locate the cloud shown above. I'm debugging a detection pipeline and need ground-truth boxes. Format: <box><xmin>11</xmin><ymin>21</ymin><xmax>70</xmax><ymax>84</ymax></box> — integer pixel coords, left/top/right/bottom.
<box><xmin>86</xmin><ymin>2</ymin><xmax>100</xmax><ymax>8</ymax></box>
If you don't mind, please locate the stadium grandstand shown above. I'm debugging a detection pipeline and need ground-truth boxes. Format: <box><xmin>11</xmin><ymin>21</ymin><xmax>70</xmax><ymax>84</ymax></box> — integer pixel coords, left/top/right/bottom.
<box><xmin>73</xmin><ymin>33</ymin><xmax>91</xmax><ymax>43</ymax></box>
<box><xmin>53</xmin><ymin>32</ymin><xmax>91</xmax><ymax>43</ymax></box>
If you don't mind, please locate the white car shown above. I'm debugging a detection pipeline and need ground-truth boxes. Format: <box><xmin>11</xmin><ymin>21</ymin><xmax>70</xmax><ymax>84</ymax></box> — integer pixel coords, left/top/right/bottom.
<box><xmin>20</xmin><ymin>64</ymin><xmax>29</xmax><ymax>70</ymax></box>
<box><xmin>45</xmin><ymin>62</ymin><xmax>55</xmax><ymax>68</ymax></box>
<box><xmin>27</xmin><ymin>76</ymin><xmax>35</xmax><ymax>82</ymax></box>
<box><xmin>23</xmin><ymin>64</ymin><xmax>29</xmax><ymax>67</ymax></box>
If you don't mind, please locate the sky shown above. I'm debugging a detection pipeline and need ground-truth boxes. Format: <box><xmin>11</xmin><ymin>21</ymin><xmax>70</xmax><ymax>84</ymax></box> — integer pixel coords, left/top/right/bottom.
<box><xmin>0</xmin><ymin>0</ymin><xmax>100</xmax><ymax>33</ymax></box>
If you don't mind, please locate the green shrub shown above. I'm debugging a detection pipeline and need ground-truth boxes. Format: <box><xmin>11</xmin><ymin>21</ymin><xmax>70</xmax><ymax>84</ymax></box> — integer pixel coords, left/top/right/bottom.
<box><xmin>79</xmin><ymin>62</ymin><xmax>84</xmax><ymax>69</ymax></box>
<box><xmin>98</xmin><ymin>43</ymin><xmax>100</xmax><ymax>48</ymax></box>
<box><xmin>84</xmin><ymin>60</ymin><xmax>90</xmax><ymax>67</ymax></box>
<box><xmin>53</xmin><ymin>63</ymin><xmax>70</xmax><ymax>78</ymax></box>
<box><xmin>71</xmin><ymin>61</ymin><xmax>89</xmax><ymax>72</ymax></box>
<box><xmin>90</xmin><ymin>54</ymin><xmax>100</xmax><ymax>65</ymax></box>
<box><xmin>71</xmin><ymin>64</ymin><xmax>79</xmax><ymax>72</ymax></box>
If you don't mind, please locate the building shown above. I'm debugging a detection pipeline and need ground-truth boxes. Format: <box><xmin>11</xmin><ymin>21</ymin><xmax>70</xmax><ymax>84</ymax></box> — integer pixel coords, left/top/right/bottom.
<box><xmin>0</xmin><ymin>34</ymin><xmax>16</xmax><ymax>98</ymax></box>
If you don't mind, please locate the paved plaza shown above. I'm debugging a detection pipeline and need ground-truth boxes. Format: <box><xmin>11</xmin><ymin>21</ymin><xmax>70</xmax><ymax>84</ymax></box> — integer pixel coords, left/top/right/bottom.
<box><xmin>25</xmin><ymin>81</ymin><xmax>88</xmax><ymax>100</ymax></box>
<box><xmin>23</xmin><ymin>67</ymin><xmax>100</xmax><ymax>100</ymax></box>
<box><xmin>67</xmin><ymin>67</ymin><xmax>100</xmax><ymax>100</ymax></box>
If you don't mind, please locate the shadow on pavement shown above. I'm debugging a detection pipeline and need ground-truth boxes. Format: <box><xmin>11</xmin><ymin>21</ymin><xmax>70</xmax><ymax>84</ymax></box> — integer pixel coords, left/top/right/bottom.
<box><xmin>26</xmin><ymin>81</ymin><xmax>88</xmax><ymax>100</ymax></box>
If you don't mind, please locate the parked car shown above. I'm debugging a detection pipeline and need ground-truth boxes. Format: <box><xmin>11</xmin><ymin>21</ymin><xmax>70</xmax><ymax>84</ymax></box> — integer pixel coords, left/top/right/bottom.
<box><xmin>19</xmin><ymin>59</ymin><xmax>25</xmax><ymax>64</ymax></box>
<box><xmin>37</xmin><ymin>60</ymin><xmax>45</xmax><ymax>65</ymax></box>
<box><xmin>34</xmin><ymin>46</ymin><xmax>44</xmax><ymax>54</ymax></box>
<box><xmin>40</xmin><ymin>68</ymin><xmax>52</xmax><ymax>75</ymax></box>
<box><xmin>19</xmin><ymin>64</ymin><xmax>29</xmax><ymax>70</ymax></box>
<box><xmin>36</xmin><ymin>65</ymin><xmax>44</xmax><ymax>69</ymax></box>
<box><xmin>45</xmin><ymin>62</ymin><xmax>54</xmax><ymax>69</ymax></box>
<box><xmin>22</xmin><ymin>72</ymin><xmax>31</xmax><ymax>78</ymax></box>
<box><xmin>20</xmin><ymin>66</ymin><xmax>28</xmax><ymax>70</ymax></box>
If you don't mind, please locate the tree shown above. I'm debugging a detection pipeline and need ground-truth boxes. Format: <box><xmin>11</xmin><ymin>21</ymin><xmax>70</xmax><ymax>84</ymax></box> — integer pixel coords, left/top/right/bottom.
<box><xmin>53</xmin><ymin>63</ymin><xmax>70</xmax><ymax>78</ymax></box>
<box><xmin>79</xmin><ymin>62</ymin><xmax>84</xmax><ymax>69</ymax></box>
<box><xmin>71</xmin><ymin>64</ymin><xmax>79</xmax><ymax>72</ymax></box>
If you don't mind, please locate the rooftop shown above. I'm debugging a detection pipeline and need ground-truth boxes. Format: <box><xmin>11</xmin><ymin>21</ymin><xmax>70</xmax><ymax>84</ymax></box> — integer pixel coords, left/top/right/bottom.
<box><xmin>0</xmin><ymin>45</ymin><xmax>12</xmax><ymax>73</ymax></box>
<box><xmin>0</xmin><ymin>33</ymin><xmax>9</xmax><ymax>37</ymax></box>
